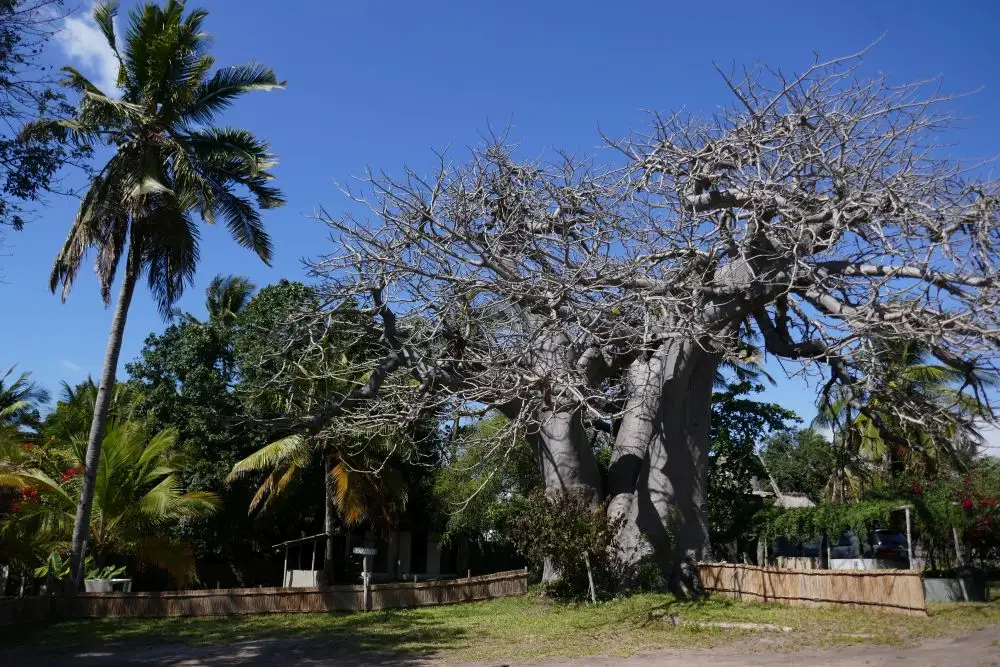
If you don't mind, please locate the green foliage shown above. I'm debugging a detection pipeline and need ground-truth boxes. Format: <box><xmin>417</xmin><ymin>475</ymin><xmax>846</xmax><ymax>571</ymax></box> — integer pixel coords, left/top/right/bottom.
<box><xmin>127</xmin><ymin>282</ymin><xmax>326</xmax><ymax>580</ymax></box>
<box><xmin>228</xmin><ymin>280</ymin><xmax>427</xmax><ymax>532</ymax></box>
<box><xmin>43</xmin><ymin>0</ymin><xmax>284</xmax><ymax>314</ymax></box>
<box><xmin>4</xmin><ymin>419</ymin><xmax>218</xmax><ymax>584</ymax></box>
<box><xmin>34</xmin><ymin>551</ymin><xmax>72</xmax><ymax>581</ymax></box>
<box><xmin>814</xmin><ymin>339</ymin><xmax>993</xmax><ymax>485</ymax></box>
<box><xmin>508</xmin><ymin>490</ymin><xmax>628</xmax><ymax>601</ymax></box>
<box><xmin>0</xmin><ymin>365</ymin><xmax>50</xmax><ymax>430</ymax></box>
<box><xmin>759</xmin><ymin>500</ymin><xmax>903</xmax><ymax>542</ymax></box>
<box><xmin>708</xmin><ymin>381</ymin><xmax>799</xmax><ymax>552</ymax></box>
<box><xmin>434</xmin><ymin>413</ymin><xmax>542</xmax><ymax>539</ymax></box>
<box><xmin>760</xmin><ymin>428</ymin><xmax>837</xmax><ymax>503</ymax></box>
<box><xmin>85</xmin><ymin>561</ymin><xmax>126</xmax><ymax>580</ymax></box>
<box><xmin>0</xmin><ymin>1</ymin><xmax>88</xmax><ymax>230</ymax></box>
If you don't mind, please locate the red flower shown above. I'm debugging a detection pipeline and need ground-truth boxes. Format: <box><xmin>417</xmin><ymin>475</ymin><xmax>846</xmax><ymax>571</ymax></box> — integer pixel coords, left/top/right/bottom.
<box><xmin>910</xmin><ymin>481</ymin><xmax>924</xmax><ymax>496</ymax></box>
<box><xmin>961</xmin><ymin>496</ymin><xmax>974</xmax><ymax>512</ymax></box>
<box><xmin>61</xmin><ymin>467</ymin><xmax>81</xmax><ymax>482</ymax></box>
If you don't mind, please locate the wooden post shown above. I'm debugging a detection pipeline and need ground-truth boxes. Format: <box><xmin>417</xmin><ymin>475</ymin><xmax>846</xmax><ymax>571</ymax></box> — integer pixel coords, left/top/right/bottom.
<box><xmin>952</xmin><ymin>526</ymin><xmax>964</xmax><ymax>567</ymax></box>
<box><xmin>362</xmin><ymin>554</ymin><xmax>370</xmax><ymax>612</ymax></box>
<box><xmin>311</xmin><ymin>539</ymin><xmax>318</xmax><ymax>587</ymax></box>
<box><xmin>283</xmin><ymin>545</ymin><xmax>289</xmax><ymax>587</ymax></box>
<box><xmin>584</xmin><ymin>552</ymin><xmax>597</xmax><ymax>605</ymax></box>
<box><xmin>952</xmin><ymin>526</ymin><xmax>969</xmax><ymax>602</ymax></box>
<box><xmin>904</xmin><ymin>506</ymin><xmax>914</xmax><ymax>570</ymax></box>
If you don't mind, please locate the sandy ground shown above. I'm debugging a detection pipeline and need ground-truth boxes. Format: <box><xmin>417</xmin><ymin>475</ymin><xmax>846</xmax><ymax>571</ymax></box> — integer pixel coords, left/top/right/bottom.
<box><xmin>6</xmin><ymin>626</ymin><xmax>1000</xmax><ymax>667</ymax></box>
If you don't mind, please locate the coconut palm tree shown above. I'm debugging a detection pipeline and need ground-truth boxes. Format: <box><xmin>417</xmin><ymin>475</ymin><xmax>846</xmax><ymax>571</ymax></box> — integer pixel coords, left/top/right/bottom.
<box><xmin>36</xmin><ymin>0</ymin><xmax>283</xmax><ymax>590</ymax></box>
<box><xmin>204</xmin><ymin>274</ymin><xmax>256</xmax><ymax>327</ymax></box>
<box><xmin>171</xmin><ymin>274</ymin><xmax>257</xmax><ymax>326</ymax></box>
<box><xmin>0</xmin><ymin>366</ymin><xmax>50</xmax><ymax>430</ymax></box>
<box><xmin>228</xmin><ymin>431</ymin><xmax>408</xmax><ymax>583</ymax></box>
<box><xmin>6</xmin><ymin>421</ymin><xmax>218</xmax><ymax>585</ymax></box>
<box><xmin>815</xmin><ymin>339</ymin><xmax>994</xmax><ymax>499</ymax></box>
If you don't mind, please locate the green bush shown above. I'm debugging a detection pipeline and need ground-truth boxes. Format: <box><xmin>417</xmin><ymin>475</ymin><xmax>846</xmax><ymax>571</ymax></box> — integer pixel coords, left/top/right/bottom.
<box><xmin>507</xmin><ymin>489</ymin><xmax>635</xmax><ymax>601</ymax></box>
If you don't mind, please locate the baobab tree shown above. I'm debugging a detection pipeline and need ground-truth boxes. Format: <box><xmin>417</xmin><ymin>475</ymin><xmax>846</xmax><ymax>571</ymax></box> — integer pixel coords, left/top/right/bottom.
<box><xmin>261</xmin><ymin>53</ymin><xmax>999</xmax><ymax>596</ymax></box>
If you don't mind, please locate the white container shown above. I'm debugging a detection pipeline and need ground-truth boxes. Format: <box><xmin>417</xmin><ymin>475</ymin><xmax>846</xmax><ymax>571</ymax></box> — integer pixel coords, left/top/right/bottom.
<box><xmin>84</xmin><ymin>579</ymin><xmax>112</xmax><ymax>593</ymax></box>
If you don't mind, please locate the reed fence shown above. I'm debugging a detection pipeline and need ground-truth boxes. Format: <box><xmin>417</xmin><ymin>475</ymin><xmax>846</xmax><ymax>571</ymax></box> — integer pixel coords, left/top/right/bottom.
<box><xmin>0</xmin><ymin>568</ymin><xmax>528</xmax><ymax>627</ymax></box>
<box><xmin>699</xmin><ymin>563</ymin><xmax>927</xmax><ymax>615</ymax></box>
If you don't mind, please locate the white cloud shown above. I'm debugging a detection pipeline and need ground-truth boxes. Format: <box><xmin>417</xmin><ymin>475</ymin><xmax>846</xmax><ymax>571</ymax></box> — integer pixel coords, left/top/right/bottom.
<box><xmin>56</xmin><ymin>2</ymin><xmax>120</xmax><ymax>94</ymax></box>
<box><xmin>61</xmin><ymin>360</ymin><xmax>83</xmax><ymax>373</ymax></box>
<box><xmin>980</xmin><ymin>422</ymin><xmax>1000</xmax><ymax>458</ymax></box>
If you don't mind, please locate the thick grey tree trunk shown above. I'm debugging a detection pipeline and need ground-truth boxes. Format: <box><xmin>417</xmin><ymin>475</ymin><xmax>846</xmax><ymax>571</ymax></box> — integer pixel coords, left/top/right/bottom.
<box><xmin>69</xmin><ymin>262</ymin><xmax>139</xmax><ymax>593</ymax></box>
<box><xmin>608</xmin><ymin>349</ymin><xmax>669</xmax><ymax>568</ymax></box>
<box><xmin>533</xmin><ymin>406</ymin><xmax>601</xmax><ymax>582</ymax></box>
<box><xmin>608</xmin><ymin>342</ymin><xmax>718</xmax><ymax>597</ymax></box>
<box><xmin>664</xmin><ymin>353</ymin><xmax>717</xmax><ymax>597</ymax></box>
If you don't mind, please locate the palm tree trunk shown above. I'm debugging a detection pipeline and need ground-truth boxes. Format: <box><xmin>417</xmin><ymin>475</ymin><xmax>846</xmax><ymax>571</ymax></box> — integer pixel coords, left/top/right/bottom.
<box><xmin>68</xmin><ymin>263</ymin><xmax>139</xmax><ymax>593</ymax></box>
<box><xmin>323</xmin><ymin>455</ymin><xmax>336</xmax><ymax>585</ymax></box>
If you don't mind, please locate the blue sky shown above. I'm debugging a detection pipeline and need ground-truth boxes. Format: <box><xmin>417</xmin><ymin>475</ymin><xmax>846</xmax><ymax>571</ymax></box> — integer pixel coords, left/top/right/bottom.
<box><xmin>2</xmin><ymin>0</ymin><xmax>998</xmax><ymax>450</ymax></box>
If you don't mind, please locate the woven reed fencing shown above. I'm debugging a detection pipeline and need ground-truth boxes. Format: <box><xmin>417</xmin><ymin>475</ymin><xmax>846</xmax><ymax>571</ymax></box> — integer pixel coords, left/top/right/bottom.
<box><xmin>0</xmin><ymin>569</ymin><xmax>528</xmax><ymax>627</ymax></box>
<box><xmin>700</xmin><ymin>563</ymin><xmax>926</xmax><ymax>615</ymax></box>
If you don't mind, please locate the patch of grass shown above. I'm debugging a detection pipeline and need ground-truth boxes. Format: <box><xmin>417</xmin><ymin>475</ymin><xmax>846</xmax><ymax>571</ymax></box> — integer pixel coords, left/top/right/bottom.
<box><xmin>3</xmin><ymin>592</ymin><xmax>999</xmax><ymax>662</ymax></box>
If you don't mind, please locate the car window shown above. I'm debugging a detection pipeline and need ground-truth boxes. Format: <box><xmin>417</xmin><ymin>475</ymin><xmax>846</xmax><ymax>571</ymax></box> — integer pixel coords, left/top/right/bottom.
<box><xmin>876</xmin><ymin>532</ymin><xmax>907</xmax><ymax>545</ymax></box>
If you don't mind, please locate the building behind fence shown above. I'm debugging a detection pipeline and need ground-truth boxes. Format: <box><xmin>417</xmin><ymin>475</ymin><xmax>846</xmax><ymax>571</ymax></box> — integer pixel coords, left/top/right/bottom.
<box><xmin>699</xmin><ymin>563</ymin><xmax>927</xmax><ymax>615</ymax></box>
<box><xmin>0</xmin><ymin>569</ymin><xmax>528</xmax><ymax>628</ymax></box>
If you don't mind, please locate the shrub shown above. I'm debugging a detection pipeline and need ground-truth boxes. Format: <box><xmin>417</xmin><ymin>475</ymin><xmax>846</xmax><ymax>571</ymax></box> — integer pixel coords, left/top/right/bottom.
<box><xmin>507</xmin><ymin>489</ymin><xmax>634</xmax><ymax>601</ymax></box>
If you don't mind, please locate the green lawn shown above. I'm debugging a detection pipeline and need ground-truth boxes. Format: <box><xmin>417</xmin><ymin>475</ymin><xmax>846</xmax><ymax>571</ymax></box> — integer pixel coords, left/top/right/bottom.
<box><xmin>4</xmin><ymin>592</ymin><xmax>1000</xmax><ymax>662</ymax></box>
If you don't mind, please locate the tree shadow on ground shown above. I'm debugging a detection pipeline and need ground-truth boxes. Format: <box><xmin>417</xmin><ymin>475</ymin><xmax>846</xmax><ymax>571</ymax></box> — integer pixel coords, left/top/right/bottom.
<box><xmin>1</xmin><ymin>611</ymin><xmax>469</xmax><ymax>667</ymax></box>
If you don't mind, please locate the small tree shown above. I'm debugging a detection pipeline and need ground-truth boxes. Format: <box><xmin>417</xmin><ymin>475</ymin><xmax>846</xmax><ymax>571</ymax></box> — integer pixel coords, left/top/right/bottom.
<box><xmin>508</xmin><ymin>489</ymin><xmax>636</xmax><ymax>601</ymax></box>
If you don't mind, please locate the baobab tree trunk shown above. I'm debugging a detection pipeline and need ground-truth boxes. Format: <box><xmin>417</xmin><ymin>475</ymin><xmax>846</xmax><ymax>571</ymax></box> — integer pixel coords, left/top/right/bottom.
<box><xmin>534</xmin><ymin>405</ymin><xmax>601</xmax><ymax>581</ymax></box>
<box><xmin>68</xmin><ymin>262</ymin><xmax>139</xmax><ymax>593</ymax></box>
<box><xmin>608</xmin><ymin>342</ymin><xmax>717</xmax><ymax>597</ymax></box>
<box><xmin>664</xmin><ymin>353</ymin><xmax>717</xmax><ymax>598</ymax></box>
<box><xmin>608</xmin><ymin>348</ymin><xmax>670</xmax><ymax>568</ymax></box>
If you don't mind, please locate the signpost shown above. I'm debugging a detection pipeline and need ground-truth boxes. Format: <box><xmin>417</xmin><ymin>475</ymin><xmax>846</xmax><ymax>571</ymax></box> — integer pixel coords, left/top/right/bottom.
<box><xmin>353</xmin><ymin>547</ymin><xmax>377</xmax><ymax>611</ymax></box>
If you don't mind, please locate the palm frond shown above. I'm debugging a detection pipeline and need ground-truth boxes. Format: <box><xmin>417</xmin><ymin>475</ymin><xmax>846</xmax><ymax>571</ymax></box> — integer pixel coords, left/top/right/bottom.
<box><xmin>179</xmin><ymin>63</ymin><xmax>284</xmax><ymax>126</ymax></box>
<box><xmin>227</xmin><ymin>434</ymin><xmax>310</xmax><ymax>481</ymax></box>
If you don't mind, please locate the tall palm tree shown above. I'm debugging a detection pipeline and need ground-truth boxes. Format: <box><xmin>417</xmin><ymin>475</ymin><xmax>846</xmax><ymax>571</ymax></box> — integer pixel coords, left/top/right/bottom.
<box><xmin>37</xmin><ymin>0</ymin><xmax>284</xmax><ymax>590</ymax></box>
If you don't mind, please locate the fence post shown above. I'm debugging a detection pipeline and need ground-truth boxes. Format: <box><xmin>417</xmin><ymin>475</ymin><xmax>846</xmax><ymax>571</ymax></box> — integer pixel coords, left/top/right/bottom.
<box><xmin>283</xmin><ymin>546</ymin><xmax>289</xmax><ymax>587</ymax></box>
<box><xmin>904</xmin><ymin>506</ymin><xmax>914</xmax><ymax>570</ymax></box>
<box><xmin>311</xmin><ymin>540</ymin><xmax>317</xmax><ymax>587</ymax></box>
<box><xmin>362</xmin><ymin>554</ymin><xmax>370</xmax><ymax>612</ymax></box>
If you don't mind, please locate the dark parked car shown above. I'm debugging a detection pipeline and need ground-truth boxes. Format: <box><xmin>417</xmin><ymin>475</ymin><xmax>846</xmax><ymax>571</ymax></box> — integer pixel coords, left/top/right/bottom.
<box><xmin>868</xmin><ymin>529</ymin><xmax>909</xmax><ymax>560</ymax></box>
<box><xmin>830</xmin><ymin>530</ymin><xmax>862</xmax><ymax>559</ymax></box>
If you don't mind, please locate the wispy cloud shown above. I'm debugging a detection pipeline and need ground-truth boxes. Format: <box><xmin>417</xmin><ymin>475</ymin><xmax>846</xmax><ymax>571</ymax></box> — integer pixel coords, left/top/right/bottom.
<box><xmin>980</xmin><ymin>423</ymin><xmax>1000</xmax><ymax>457</ymax></box>
<box><xmin>56</xmin><ymin>2</ymin><xmax>120</xmax><ymax>94</ymax></box>
<box><xmin>61</xmin><ymin>360</ymin><xmax>83</xmax><ymax>373</ymax></box>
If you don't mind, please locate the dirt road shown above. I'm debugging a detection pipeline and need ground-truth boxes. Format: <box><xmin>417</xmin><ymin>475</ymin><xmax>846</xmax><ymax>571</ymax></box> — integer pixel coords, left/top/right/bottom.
<box><xmin>10</xmin><ymin>626</ymin><xmax>1000</xmax><ymax>667</ymax></box>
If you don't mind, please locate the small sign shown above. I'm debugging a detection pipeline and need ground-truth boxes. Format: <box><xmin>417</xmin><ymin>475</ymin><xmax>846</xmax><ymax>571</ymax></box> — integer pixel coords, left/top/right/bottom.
<box><xmin>352</xmin><ymin>547</ymin><xmax>377</xmax><ymax>556</ymax></box>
